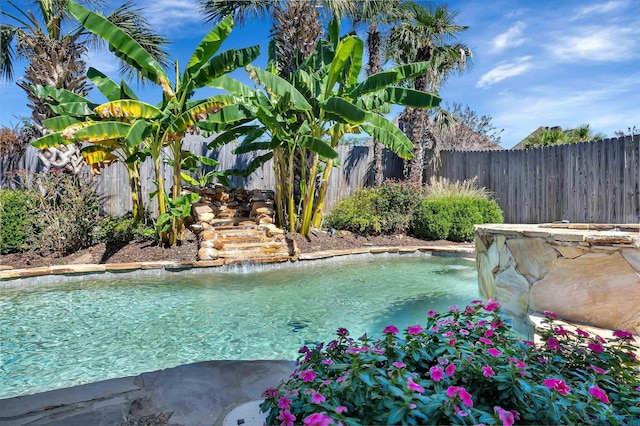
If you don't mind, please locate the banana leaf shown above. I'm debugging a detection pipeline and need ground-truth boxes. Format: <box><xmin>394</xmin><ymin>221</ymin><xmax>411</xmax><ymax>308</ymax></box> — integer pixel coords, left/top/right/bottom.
<box><xmin>348</xmin><ymin>62</ymin><xmax>432</xmax><ymax>97</ymax></box>
<box><xmin>87</xmin><ymin>67</ymin><xmax>121</xmax><ymax>101</ymax></box>
<box><xmin>72</xmin><ymin>121</ymin><xmax>133</xmax><ymax>143</ymax></box>
<box><xmin>42</xmin><ymin>116</ymin><xmax>80</xmax><ymax>132</ymax></box>
<box><xmin>246</xmin><ymin>65</ymin><xmax>312</xmax><ymax>111</ymax></box>
<box><xmin>190</xmin><ymin>46</ymin><xmax>260</xmax><ymax>89</ymax></box>
<box><xmin>67</xmin><ymin>0</ymin><xmax>174</xmax><ymax>97</ymax></box>
<box><xmin>186</xmin><ymin>15</ymin><xmax>233</xmax><ymax>76</ymax></box>
<box><xmin>31</xmin><ymin>131</ymin><xmax>72</xmax><ymax>149</ymax></box>
<box><xmin>94</xmin><ymin>100</ymin><xmax>162</xmax><ymax>119</ymax></box>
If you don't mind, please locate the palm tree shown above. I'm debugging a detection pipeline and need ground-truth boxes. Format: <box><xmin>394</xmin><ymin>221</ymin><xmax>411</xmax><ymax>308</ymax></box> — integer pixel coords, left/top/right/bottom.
<box><xmin>567</xmin><ymin>124</ymin><xmax>606</xmax><ymax>143</ymax></box>
<box><xmin>0</xmin><ymin>0</ymin><xmax>169</xmax><ymax>172</ymax></box>
<box><xmin>385</xmin><ymin>1</ymin><xmax>472</xmax><ymax>184</ymax></box>
<box><xmin>349</xmin><ymin>0</ymin><xmax>402</xmax><ymax>186</ymax></box>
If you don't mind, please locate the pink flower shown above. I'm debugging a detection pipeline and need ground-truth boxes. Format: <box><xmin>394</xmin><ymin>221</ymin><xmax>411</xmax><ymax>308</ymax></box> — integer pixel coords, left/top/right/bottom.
<box><xmin>278</xmin><ymin>410</ymin><xmax>296</xmax><ymax>426</ymax></box>
<box><xmin>613</xmin><ymin>330</ymin><xmax>636</xmax><ymax>341</ymax></box>
<box><xmin>372</xmin><ymin>348</ymin><xmax>385</xmax><ymax>355</ymax></box>
<box><xmin>484</xmin><ymin>329</ymin><xmax>494</xmax><ymax>338</ymax></box>
<box><xmin>509</xmin><ymin>357</ymin><xmax>526</xmax><ymax>369</ymax></box>
<box><xmin>459</xmin><ymin>329</ymin><xmax>470</xmax><ymax>336</ymax></box>
<box><xmin>543</xmin><ymin>378</ymin><xmax>571</xmax><ymax>396</ymax></box>
<box><xmin>479</xmin><ymin>337</ymin><xmax>494</xmax><ymax>345</ymax></box>
<box><xmin>335</xmin><ymin>406</ymin><xmax>348</xmax><ymax>413</ymax></box>
<box><xmin>487</xmin><ymin>348</ymin><xmax>502</xmax><ymax>357</ymax></box>
<box><xmin>484</xmin><ymin>299</ymin><xmax>499</xmax><ymax>311</ymax></box>
<box><xmin>322</xmin><ymin>359</ymin><xmax>334</xmax><ymax>365</ymax></box>
<box><xmin>428</xmin><ymin>310</ymin><xmax>438</xmax><ymax>317</ymax></box>
<box><xmin>407</xmin><ymin>324</ymin><xmax>424</xmax><ymax>335</ymax></box>
<box><xmin>588</xmin><ymin>342</ymin><xmax>605</xmax><ymax>353</ymax></box>
<box><xmin>430</xmin><ymin>366</ymin><xmax>444</xmax><ymax>382</ymax></box>
<box><xmin>383</xmin><ymin>324</ymin><xmax>399</xmax><ymax>335</ymax></box>
<box><xmin>336</xmin><ymin>376</ymin><xmax>346</xmax><ymax>383</ymax></box>
<box><xmin>553</xmin><ymin>326</ymin><xmax>574</xmax><ymax>336</ymax></box>
<box><xmin>449</xmin><ymin>338</ymin><xmax>456</xmax><ymax>346</ymax></box>
<box><xmin>589</xmin><ymin>386</ymin><xmax>610</xmax><ymax>403</ymax></box>
<box><xmin>544</xmin><ymin>310</ymin><xmax>558</xmax><ymax>319</ymax></box>
<box><xmin>494</xmin><ymin>406</ymin><xmax>515</xmax><ymax>426</ymax></box>
<box><xmin>312</xmin><ymin>392</ymin><xmax>326</xmax><ymax>404</ymax></box>
<box><xmin>409</xmin><ymin>403</ymin><xmax>417</xmax><ymax>409</ymax></box>
<box><xmin>449</xmin><ymin>305</ymin><xmax>460</xmax><ymax>312</ymax></box>
<box><xmin>445</xmin><ymin>364</ymin><xmax>456</xmax><ymax>376</ymax></box>
<box><xmin>458</xmin><ymin>387</ymin><xmax>473</xmax><ymax>407</ymax></box>
<box><xmin>522</xmin><ymin>340</ymin><xmax>534</xmax><ymax>346</ymax></box>
<box><xmin>300</xmin><ymin>369</ymin><xmax>317</xmax><ymax>382</ymax></box>
<box><xmin>454</xmin><ymin>405</ymin><xmax>468</xmax><ymax>417</ymax></box>
<box><xmin>322</xmin><ymin>380</ymin><xmax>332</xmax><ymax>386</ymax></box>
<box><xmin>393</xmin><ymin>361</ymin><xmax>406</xmax><ymax>369</ymax></box>
<box><xmin>443</xmin><ymin>331</ymin><xmax>454</xmax><ymax>337</ymax></box>
<box><xmin>546</xmin><ymin>337</ymin><xmax>561</xmax><ymax>350</ymax></box>
<box><xmin>278</xmin><ymin>397</ymin><xmax>292</xmax><ymax>409</ymax></box>
<box><xmin>482</xmin><ymin>365</ymin><xmax>495</xmax><ymax>377</ymax></box>
<box><xmin>303</xmin><ymin>413</ymin><xmax>334</xmax><ymax>426</ymax></box>
<box><xmin>446</xmin><ymin>386</ymin><xmax>473</xmax><ymax>406</ymax></box>
<box><xmin>437</xmin><ymin>357</ymin><xmax>449</xmax><ymax>365</ymax></box>
<box><xmin>446</xmin><ymin>386</ymin><xmax>459</xmax><ymax>398</ymax></box>
<box><xmin>586</xmin><ymin>365</ymin><xmax>607</xmax><ymax>374</ymax></box>
<box><xmin>263</xmin><ymin>387</ymin><xmax>278</xmax><ymax>398</ymax></box>
<box><xmin>407</xmin><ymin>377</ymin><xmax>424</xmax><ymax>393</ymax></box>
<box><xmin>576</xmin><ymin>328</ymin><xmax>590</xmax><ymax>338</ymax></box>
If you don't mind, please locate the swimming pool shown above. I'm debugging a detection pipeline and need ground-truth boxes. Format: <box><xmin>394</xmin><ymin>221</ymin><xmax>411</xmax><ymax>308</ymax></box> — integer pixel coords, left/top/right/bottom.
<box><xmin>0</xmin><ymin>255</ymin><xmax>478</xmax><ymax>399</ymax></box>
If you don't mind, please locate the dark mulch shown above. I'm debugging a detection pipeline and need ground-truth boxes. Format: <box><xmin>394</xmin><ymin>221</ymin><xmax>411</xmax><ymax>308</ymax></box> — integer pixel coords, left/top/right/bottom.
<box><xmin>0</xmin><ymin>229</ymin><xmax>466</xmax><ymax>270</ymax></box>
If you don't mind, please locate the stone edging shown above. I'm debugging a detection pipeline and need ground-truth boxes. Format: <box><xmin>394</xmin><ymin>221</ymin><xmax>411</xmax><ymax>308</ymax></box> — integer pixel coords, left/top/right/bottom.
<box><xmin>0</xmin><ymin>244</ymin><xmax>475</xmax><ymax>288</ymax></box>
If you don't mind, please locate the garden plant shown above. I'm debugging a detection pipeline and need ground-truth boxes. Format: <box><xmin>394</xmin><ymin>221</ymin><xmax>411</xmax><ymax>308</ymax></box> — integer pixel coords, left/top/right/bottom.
<box><xmin>261</xmin><ymin>301</ymin><xmax>640</xmax><ymax>425</ymax></box>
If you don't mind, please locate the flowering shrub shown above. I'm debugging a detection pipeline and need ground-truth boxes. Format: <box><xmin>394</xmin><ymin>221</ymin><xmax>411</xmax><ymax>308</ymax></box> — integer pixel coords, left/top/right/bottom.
<box><xmin>261</xmin><ymin>301</ymin><xmax>640</xmax><ymax>425</ymax></box>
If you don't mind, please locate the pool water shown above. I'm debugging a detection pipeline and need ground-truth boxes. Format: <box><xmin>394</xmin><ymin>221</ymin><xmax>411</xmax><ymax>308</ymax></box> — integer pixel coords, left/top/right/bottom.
<box><xmin>0</xmin><ymin>255</ymin><xmax>477</xmax><ymax>399</ymax></box>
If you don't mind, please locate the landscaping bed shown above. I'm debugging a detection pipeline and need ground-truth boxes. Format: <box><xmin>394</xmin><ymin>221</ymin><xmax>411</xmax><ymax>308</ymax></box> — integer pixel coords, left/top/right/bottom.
<box><xmin>0</xmin><ymin>230</ymin><xmax>465</xmax><ymax>270</ymax></box>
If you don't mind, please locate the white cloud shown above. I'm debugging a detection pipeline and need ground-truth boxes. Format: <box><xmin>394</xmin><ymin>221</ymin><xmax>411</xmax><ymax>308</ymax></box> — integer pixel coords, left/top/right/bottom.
<box><xmin>139</xmin><ymin>0</ymin><xmax>203</xmax><ymax>31</ymax></box>
<box><xmin>491</xmin><ymin>22</ymin><xmax>527</xmax><ymax>53</ymax></box>
<box><xmin>549</xmin><ymin>27</ymin><xmax>638</xmax><ymax>62</ymax></box>
<box><xmin>476</xmin><ymin>56</ymin><xmax>532</xmax><ymax>89</ymax></box>
<box><xmin>574</xmin><ymin>1</ymin><xmax>626</xmax><ymax>18</ymax></box>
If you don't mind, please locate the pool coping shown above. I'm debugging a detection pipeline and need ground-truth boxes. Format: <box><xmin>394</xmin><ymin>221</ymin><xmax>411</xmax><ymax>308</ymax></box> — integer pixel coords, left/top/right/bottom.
<box><xmin>0</xmin><ymin>244</ymin><xmax>475</xmax><ymax>288</ymax></box>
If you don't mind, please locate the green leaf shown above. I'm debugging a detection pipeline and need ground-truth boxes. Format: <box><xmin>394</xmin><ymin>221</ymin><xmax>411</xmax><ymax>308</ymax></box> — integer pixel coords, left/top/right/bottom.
<box><xmin>207</xmin><ymin>125</ymin><xmax>262</xmax><ymax>149</ymax></box>
<box><xmin>322</xmin><ymin>97</ymin><xmax>366</xmax><ymax>124</ymax></box>
<box><xmin>299</xmin><ymin>135</ymin><xmax>338</xmax><ymax>159</ymax></box>
<box><xmin>94</xmin><ymin>100</ymin><xmax>162</xmax><ymax>119</ymax></box>
<box><xmin>380</xmin><ymin>87</ymin><xmax>441</xmax><ymax>108</ymax></box>
<box><xmin>186</xmin><ymin>15</ymin><xmax>233</xmax><ymax>75</ymax></box>
<box><xmin>224</xmin><ymin>152</ymin><xmax>273</xmax><ymax>177</ymax></box>
<box><xmin>349</xmin><ymin>62</ymin><xmax>432</xmax><ymax>97</ymax></box>
<box><xmin>357</xmin><ymin>372</ymin><xmax>373</xmax><ymax>386</ymax></box>
<box><xmin>207</xmin><ymin>75</ymin><xmax>255</xmax><ymax>97</ymax></box>
<box><xmin>233</xmin><ymin>141</ymin><xmax>272</xmax><ymax>154</ymax></box>
<box><xmin>32</xmin><ymin>84</ymin><xmax>89</xmax><ymax>104</ymax></box>
<box><xmin>388</xmin><ymin>406</ymin><xmax>406</xmax><ymax>424</ymax></box>
<box><xmin>181</xmin><ymin>172</ymin><xmax>199</xmax><ymax>186</ymax></box>
<box><xmin>328</xmin><ymin>19</ymin><xmax>339</xmax><ymax>48</ymax></box>
<box><xmin>120</xmin><ymin>80</ymin><xmax>139</xmax><ymax>100</ymax></box>
<box><xmin>169</xmin><ymin>96</ymin><xmax>236</xmax><ymax>134</ymax></box>
<box><xmin>360</xmin><ymin>112</ymin><xmax>413</xmax><ymax>160</ymax></box>
<box><xmin>31</xmin><ymin>132</ymin><xmax>72</xmax><ymax>149</ymax></box>
<box><xmin>67</xmin><ymin>0</ymin><xmax>174</xmax><ymax>97</ymax></box>
<box><xmin>87</xmin><ymin>67</ymin><xmax>121</xmax><ymax>101</ymax></box>
<box><xmin>42</xmin><ymin>116</ymin><xmax>80</xmax><ymax>132</ymax></box>
<box><xmin>80</xmin><ymin>145</ymin><xmax>117</xmax><ymax>165</ymax></box>
<box><xmin>191</xmin><ymin>46</ymin><xmax>260</xmax><ymax>89</ymax></box>
<box><xmin>246</xmin><ymin>65</ymin><xmax>312</xmax><ymax>111</ymax></box>
<box><xmin>73</xmin><ymin>121</ymin><xmax>133</xmax><ymax>143</ymax></box>
<box><xmin>49</xmin><ymin>102</ymin><xmax>96</xmax><ymax>116</ymax></box>
<box><xmin>125</xmin><ymin>120</ymin><xmax>150</xmax><ymax>148</ymax></box>
<box><xmin>325</xmin><ymin>35</ymin><xmax>363</xmax><ymax>96</ymax></box>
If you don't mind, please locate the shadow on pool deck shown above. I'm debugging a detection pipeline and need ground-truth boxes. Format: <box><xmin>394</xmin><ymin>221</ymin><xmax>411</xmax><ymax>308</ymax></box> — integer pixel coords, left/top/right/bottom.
<box><xmin>0</xmin><ymin>360</ymin><xmax>295</xmax><ymax>426</ymax></box>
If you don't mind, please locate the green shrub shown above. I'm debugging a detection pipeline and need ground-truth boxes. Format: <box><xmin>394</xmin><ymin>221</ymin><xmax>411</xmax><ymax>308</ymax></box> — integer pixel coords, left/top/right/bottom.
<box><xmin>0</xmin><ymin>189</ymin><xmax>39</xmax><ymax>253</ymax></box>
<box><xmin>476</xmin><ymin>197</ymin><xmax>504</xmax><ymax>223</ymax></box>
<box><xmin>94</xmin><ymin>214</ymin><xmax>155</xmax><ymax>243</ymax></box>
<box><xmin>375</xmin><ymin>181</ymin><xmax>424</xmax><ymax>234</ymax></box>
<box><xmin>324</xmin><ymin>188</ymin><xmax>382</xmax><ymax>233</ymax></box>
<box><xmin>414</xmin><ymin>196</ymin><xmax>503</xmax><ymax>242</ymax></box>
<box><xmin>413</xmin><ymin>198</ymin><xmax>453</xmax><ymax>240</ymax></box>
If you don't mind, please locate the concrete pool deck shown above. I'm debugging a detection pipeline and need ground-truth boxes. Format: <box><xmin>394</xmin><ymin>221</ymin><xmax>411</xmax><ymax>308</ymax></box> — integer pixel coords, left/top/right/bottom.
<box><xmin>0</xmin><ymin>360</ymin><xmax>296</xmax><ymax>426</ymax></box>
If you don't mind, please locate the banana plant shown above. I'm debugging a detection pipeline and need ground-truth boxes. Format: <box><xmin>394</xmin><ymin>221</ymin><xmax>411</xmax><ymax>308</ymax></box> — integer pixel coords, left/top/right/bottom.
<box><xmin>29</xmin><ymin>78</ymin><xmax>152</xmax><ymax>224</ymax></box>
<box><xmin>204</xmin><ymin>28</ymin><xmax>441</xmax><ymax>236</ymax></box>
<box><xmin>59</xmin><ymin>0</ymin><xmax>260</xmax><ymax>246</ymax></box>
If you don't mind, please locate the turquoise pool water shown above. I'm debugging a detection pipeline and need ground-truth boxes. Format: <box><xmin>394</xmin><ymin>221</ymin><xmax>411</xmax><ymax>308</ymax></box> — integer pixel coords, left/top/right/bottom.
<box><xmin>0</xmin><ymin>255</ymin><xmax>478</xmax><ymax>399</ymax></box>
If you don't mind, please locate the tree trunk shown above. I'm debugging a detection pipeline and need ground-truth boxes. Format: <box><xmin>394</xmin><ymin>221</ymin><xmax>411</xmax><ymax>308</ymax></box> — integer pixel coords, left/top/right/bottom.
<box><xmin>367</xmin><ymin>22</ymin><xmax>385</xmax><ymax>187</ymax></box>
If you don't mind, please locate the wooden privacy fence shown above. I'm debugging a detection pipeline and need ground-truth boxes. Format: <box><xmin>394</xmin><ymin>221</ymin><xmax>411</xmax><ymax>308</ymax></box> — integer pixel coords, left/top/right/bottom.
<box><xmin>425</xmin><ymin>135</ymin><xmax>640</xmax><ymax>224</ymax></box>
<box><xmin>0</xmin><ymin>135</ymin><xmax>405</xmax><ymax>218</ymax></box>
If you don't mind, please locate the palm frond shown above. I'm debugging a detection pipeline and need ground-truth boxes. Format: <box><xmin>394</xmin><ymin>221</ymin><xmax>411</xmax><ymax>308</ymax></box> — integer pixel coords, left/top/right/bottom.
<box><xmin>0</xmin><ymin>24</ymin><xmax>17</xmax><ymax>81</ymax></box>
<box><xmin>199</xmin><ymin>0</ymin><xmax>273</xmax><ymax>25</ymax></box>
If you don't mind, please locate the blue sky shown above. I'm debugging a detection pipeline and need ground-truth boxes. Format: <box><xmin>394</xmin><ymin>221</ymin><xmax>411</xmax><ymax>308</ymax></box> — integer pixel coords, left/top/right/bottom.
<box><xmin>1</xmin><ymin>0</ymin><xmax>639</xmax><ymax>148</ymax></box>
